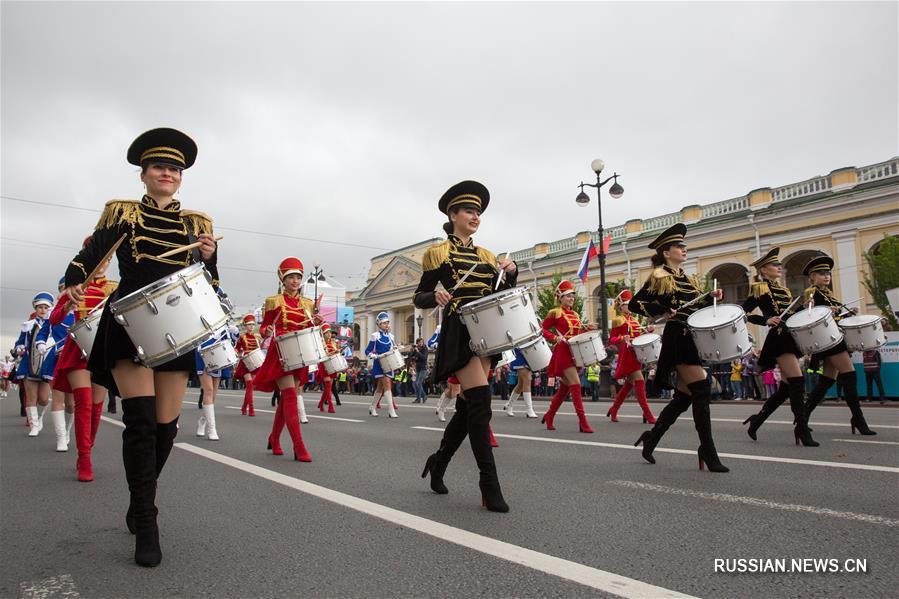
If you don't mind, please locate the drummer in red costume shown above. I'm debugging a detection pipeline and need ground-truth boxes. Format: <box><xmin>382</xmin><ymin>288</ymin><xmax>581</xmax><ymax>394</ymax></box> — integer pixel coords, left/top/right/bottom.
<box><xmin>540</xmin><ymin>280</ymin><xmax>595</xmax><ymax>433</ymax></box>
<box><xmin>254</xmin><ymin>257</ymin><xmax>321</xmax><ymax>462</ymax></box>
<box><xmin>316</xmin><ymin>323</ymin><xmax>339</xmax><ymax>413</ymax></box>
<box><xmin>51</xmin><ymin>236</ymin><xmax>118</xmax><ymax>481</ymax></box>
<box><xmin>607</xmin><ymin>289</ymin><xmax>656</xmax><ymax>424</ymax></box>
<box><xmin>233</xmin><ymin>314</ymin><xmax>261</xmax><ymax>417</ymax></box>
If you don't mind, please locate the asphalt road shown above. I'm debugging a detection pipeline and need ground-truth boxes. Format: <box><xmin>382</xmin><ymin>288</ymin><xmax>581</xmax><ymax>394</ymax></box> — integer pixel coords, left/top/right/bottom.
<box><xmin>2</xmin><ymin>390</ymin><xmax>897</xmax><ymax>599</ymax></box>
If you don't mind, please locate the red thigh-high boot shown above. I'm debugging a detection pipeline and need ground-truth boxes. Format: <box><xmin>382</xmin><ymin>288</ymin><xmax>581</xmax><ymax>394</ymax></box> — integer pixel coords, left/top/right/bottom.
<box><xmin>488</xmin><ymin>425</ymin><xmax>499</xmax><ymax>448</ymax></box>
<box><xmin>570</xmin><ymin>385</ymin><xmax>594</xmax><ymax>433</ymax></box>
<box><xmin>246</xmin><ymin>381</ymin><xmax>255</xmax><ymax>416</ymax></box>
<box><xmin>279</xmin><ymin>386</ymin><xmax>312</xmax><ymax>462</ymax></box>
<box><xmin>608</xmin><ymin>380</ymin><xmax>633</xmax><ymax>422</ymax></box>
<box><xmin>241</xmin><ymin>394</ymin><xmax>248</xmax><ymax>415</ymax></box>
<box><xmin>633</xmin><ymin>379</ymin><xmax>655</xmax><ymax>424</ymax></box>
<box><xmin>541</xmin><ymin>384</ymin><xmax>569</xmax><ymax>431</ymax></box>
<box><xmin>90</xmin><ymin>400</ymin><xmax>103</xmax><ymax>445</ymax></box>
<box><xmin>73</xmin><ymin>387</ymin><xmax>94</xmax><ymax>482</ymax></box>
<box><xmin>317</xmin><ymin>388</ymin><xmax>325</xmax><ymax>412</ymax></box>
<box><xmin>267</xmin><ymin>398</ymin><xmax>285</xmax><ymax>455</ymax></box>
<box><xmin>324</xmin><ymin>381</ymin><xmax>335</xmax><ymax>413</ymax></box>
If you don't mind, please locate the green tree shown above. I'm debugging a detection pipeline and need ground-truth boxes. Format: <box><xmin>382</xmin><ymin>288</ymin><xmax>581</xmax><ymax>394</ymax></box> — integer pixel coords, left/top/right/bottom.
<box><xmin>536</xmin><ymin>272</ymin><xmax>585</xmax><ymax>321</ymax></box>
<box><xmin>862</xmin><ymin>234</ymin><xmax>899</xmax><ymax>329</ymax></box>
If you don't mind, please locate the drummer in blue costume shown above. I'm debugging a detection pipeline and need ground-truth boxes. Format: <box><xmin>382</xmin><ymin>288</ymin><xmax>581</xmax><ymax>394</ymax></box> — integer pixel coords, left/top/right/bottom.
<box><xmin>37</xmin><ymin>278</ymin><xmax>77</xmax><ymax>451</ymax></box>
<box><xmin>501</xmin><ymin>349</ymin><xmax>538</xmax><ymax>418</ymax></box>
<box><xmin>16</xmin><ymin>291</ymin><xmax>56</xmax><ymax>437</ymax></box>
<box><xmin>365</xmin><ymin>312</ymin><xmax>398</xmax><ymax>418</ymax></box>
<box><xmin>194</xmin><ymin>323</ymin><xmax>236</xmax><ymax>441</ymax></box>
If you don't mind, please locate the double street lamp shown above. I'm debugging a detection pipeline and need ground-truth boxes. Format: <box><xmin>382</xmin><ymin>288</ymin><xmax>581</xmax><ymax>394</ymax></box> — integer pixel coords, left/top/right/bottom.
<box><xmin>308</xmin><ymin>262</ymin><xmax>326</xmax><ymax>314</ymax></box>
<box><xmin>576</xmin><ymin>159</ymin><xmax>624</xmax><ymax>344</ymax></box>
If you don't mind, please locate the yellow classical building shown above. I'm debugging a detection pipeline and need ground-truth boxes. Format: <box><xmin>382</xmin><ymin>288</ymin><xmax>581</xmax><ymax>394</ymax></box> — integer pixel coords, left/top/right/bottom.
<box><xmin>348</xmin><ymin>157</ymin><xmax>899</xmax><ymax>355</ymax></box>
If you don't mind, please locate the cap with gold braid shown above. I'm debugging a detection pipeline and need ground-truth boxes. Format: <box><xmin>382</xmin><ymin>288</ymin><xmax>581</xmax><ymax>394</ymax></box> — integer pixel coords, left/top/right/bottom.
<box><xmin>802</xmin><ymin>255</ymin><xmax>834</xmax><ymax>276</ymax></box>
<box><xmin>438</xmin><ymin>180</ymin><xmax>490</xmax><ymax>215</ymax></box>
<box><xmin>751</xmin><ymin>246</ymin><xmax>782</xmax><ymax>269</ymax></box>
<box><xmin>648</xmin><ymin>223</ymin><xmax>687</xmax><ymax>250</ymax></box>
<box><xmin>127</xmin><ymin>127</ymin><xmax>197</xmax><ymax>170</ymax></box>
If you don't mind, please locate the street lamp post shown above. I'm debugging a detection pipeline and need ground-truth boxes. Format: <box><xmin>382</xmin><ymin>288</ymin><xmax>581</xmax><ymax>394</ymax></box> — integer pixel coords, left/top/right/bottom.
<box><xmin>576</xmin><ymin>159</ymin><xmax>624</xmax><ymax>345</ymax></box>
<box><xmin>309</xmin><ymin>262</ymin><xmax>325</xmax><ymax>314</ymax></box>
<box><xmin>415</xmin><ymin>314</ymin><xmax>423</xmax><ymax>340</ymax></box>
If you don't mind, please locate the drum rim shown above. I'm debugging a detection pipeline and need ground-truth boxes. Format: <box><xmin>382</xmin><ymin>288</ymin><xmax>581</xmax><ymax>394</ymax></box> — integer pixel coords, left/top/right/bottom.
<box><xmin>458</xmin><ymin>286</ymin><xmax>528</xmax><ymax>313</ymax></box>
<box><xmin>785</xmin><ymin>305</ymin><xmax>832</xmax><ymax>329</ymax></box>
<box><xmin>686</xmin><ymin>304</ymin><xmax>745</xmax><ymax>328</ymax></box>
<box><xmin>569</xmin><ymin>330</ymin><xmax>601</xmax><ymax>342</ymax></box>
<box><xmin>110</xmin><ymin>263</ymin><xmax>207</xmax><ymax>313</ymax></box>
<box><xmin>839</xmin><ymin>314</ymin><xmax>881</xmax><ymax>327</ymax></box>
<box><xmin>632</xmin><ymin>332</ymin><xmax>661</xmax><ymax>346</ymax></box>
<box><xmin>276</xmin><ymin>326</ymin><xmax>323</xmax><ymax>341</ymax></box>
<box><xmin>519</xmin><ymin>336</ymin><xmax>549</xmax><ymax>350</ymax></box>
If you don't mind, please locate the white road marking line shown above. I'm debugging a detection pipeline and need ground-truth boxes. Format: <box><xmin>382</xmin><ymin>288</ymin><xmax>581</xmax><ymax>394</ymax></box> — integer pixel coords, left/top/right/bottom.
<box><xmin>614</xmin><ymin>414</ymin><xmax>899</xmax><ymax>429</ymax></box>
<box><xmin>222</xmin><ymin>406</ymin><xmax>363</xmax><ymax>423</ymax></box>
<box><xmin>412</xmin><ymin>427</ymin><xmax>899</xmax><ymax>474</ymax></box>
<box><xmin>20</xmin><ymin>573</ymin><xmax>79</xmax><ymax>598</ymax></box>
<box><xmin>175</xmin><ymin>442</ymin><xmax>696</xmax><ymax>599</ymax></box>
<box><xmin>101</xmin><ymin>416</ymin><xmax>123</xmax><ymax>428</ymax></box>
<box><xmin>832</xmin><ymin>438</ymin><xmax>899</xmax><ymax>446</ymax></box>
<box><xmin>608</xmin><ymin>480</ymin><xmax>899</xmax><ymax>527</ymax></box>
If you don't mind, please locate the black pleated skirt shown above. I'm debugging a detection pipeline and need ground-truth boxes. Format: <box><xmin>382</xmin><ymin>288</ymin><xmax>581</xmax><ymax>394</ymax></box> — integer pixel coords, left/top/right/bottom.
<box><xmin>758</xmin><ymin>327</ymin><xmax>802</xmax><ymax>371</ymax></box>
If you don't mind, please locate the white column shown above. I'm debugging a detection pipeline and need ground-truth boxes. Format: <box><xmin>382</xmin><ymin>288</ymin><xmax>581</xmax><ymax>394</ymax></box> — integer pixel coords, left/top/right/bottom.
<box><xmin>832</xmin><ymin>230</ymin><xmax>861</xmax><ymax>302</ymax></box>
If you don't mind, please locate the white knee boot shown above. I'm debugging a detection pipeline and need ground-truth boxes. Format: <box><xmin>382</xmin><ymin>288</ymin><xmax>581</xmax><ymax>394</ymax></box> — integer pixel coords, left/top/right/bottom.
<box><xmin>385</xmin><ymin>391</ymin><xmax>398</xmax><ymax>418</ymax></box>
<box><xmin>204</xmin><ymin>403</ymin><xmax>219</xmax><ymax>440</ymax></box>
<box><xmin>65</xmin><ymin>410</ymin><xmax>74</xmax><ymax>444</ymax></box>
<box><xmin>196</xmin><ymin>411</ymin><xmax>207</xmax><ymax>437</ymax></box>
<box><xmin>369</xmin><ymin>393</ymin><xmax>379</xmax><ymax>417</ymax></box>
<box><xmin>27</xmin><ymin>406</ymin><xmax>41</xmax><ymax>437</ymax></box>
<box><xmin>436</xmin><ymin>392</ymin><xmax>447</xmax><ymax>422</ymax></box>
<box><xmin>297</xmin><ymin>394</ymin><xmax>308</xmax><ymax>424</ymax></box>
<box><xmin>523</xmin><ymin>392</ymin><xmax>538</xmax><ymax>418</ymax></box>
<box><xmin>52</xmin><ymin>410</ymin><xmax>68</xmax><ymax>451</ymax></box>
<box><xmin>504</xmin><ymin>391</ymin><xmax>520</xmax><ymax>416</ymax></box>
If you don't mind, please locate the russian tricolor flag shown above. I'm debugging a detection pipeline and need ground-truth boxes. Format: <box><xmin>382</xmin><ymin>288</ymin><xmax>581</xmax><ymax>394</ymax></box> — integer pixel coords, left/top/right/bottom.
<box><xmin>577</xmin><ymin>235</ymin><xmax>611</xmax><ymax>284</ymax></box>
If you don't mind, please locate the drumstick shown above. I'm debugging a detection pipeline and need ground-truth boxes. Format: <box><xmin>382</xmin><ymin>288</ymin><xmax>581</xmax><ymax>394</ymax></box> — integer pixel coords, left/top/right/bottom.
<box><xmin>777</xmin><ymin>295</ymin><xmax>803</xmax><ymax>320</ymax></box>
<box><xmin>156</xmin><ymin>235</ymin><xmax>223</xmax><ymax>259</ymax></box>
<box><xmin>87</xmin><ymin>295</ymin><xmax>110</xmax><ymax>315</ymax></box>
<box><xmin>712</xmin><ymin>278</ymin><xmax>718</xmax><ymax>316</ymax></box>
<box><xmin>494</xmin><ymin>251</ymin><xmax>510</xmax><ymax>291</ymax></box>
<box><xmin>651</xmin><ymin>291</ymin><xmax>710</xmax><ymax>324</ymax></box>
<box><xmin>428</xmin><ymin>262</ymin><xmax>479</xmax><ymax>317</ymax></box>
<box><xmin>83</xmin><ymin>233</ymin><xmax>127</xmax><ymax>284</ymax></box>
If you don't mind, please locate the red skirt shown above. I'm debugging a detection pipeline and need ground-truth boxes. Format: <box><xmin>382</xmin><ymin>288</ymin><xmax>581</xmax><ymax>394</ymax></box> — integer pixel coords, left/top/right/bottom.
<box><xmin>51</xmin><ymin>338</ymin><xmax>87</xmax><ymax>393</ymax></box>
<box><xmin>614</xmin><ymin>344</ymin><xmax>642</xmax><ymax>379</ymax></box>
<box><xmin>253</xmin><ymin>342</ymin><xmax>308</xmax><ymax>393</ymax></box>
<box><xmin>546</xmin><ymin>342</ymin><xmax>576</xmax><ymax>377</ymax></box>
<box><xmin>233</xmin><ymin>359</ymin><xmax>258</xmax><ymax>379</ymax></box>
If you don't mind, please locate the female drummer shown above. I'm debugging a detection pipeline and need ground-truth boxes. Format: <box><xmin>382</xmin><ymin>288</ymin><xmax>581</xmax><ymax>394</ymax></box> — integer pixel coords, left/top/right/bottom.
<box><xmin>540</xmin><ymin>280</ymin><xmax>595</xmax><ymax>433</ymax></box>
<box><xmin>628</xmin><ymin>223</ymin><xmax>729</xmax><ymax>473</ymax></box>
<box><xmin>316</xmin><ymin>323</ymin><xmax>339</xmax><ymax>413</ymax></box>
<box><xmin>416</xmin><ymin>180</ymin><xmax>517</xmax><ymax>513</ymax></box>
<box><xmin>194</xmin><ymin>332</ymin><xmax>228</xmax><ymax>441</ymax></box>
<box><xmin>50</xmin><ymin>243</ymin><xmax>117</xmax><ymax>480</ymax></box>
<box><xmin>61</xmin><ymin>128</ymin><xmax>218</xmax><ymax>567</ymax></box>
<box><xmin>502</xmin><ymin>349</ymin><xmax>538</xmax><ymax>419</ymax></box>
<box><xmin>38</xmin><ymin>280</ymin><xmax>76</xmax><ymax>451</ymax></box>
<box><xmin>254</xmin><ymin>257</ymin><xmax>320</xmax><ymax>460</ymax></box>
<box><xmin>739</xmin><ymin>248</ymin><xmax>818</xmax><ymax>445</ymax></box>
<box><xmin>366</xmin><ymin>312</ymin><xmax>398</xmax><ymax>418</ymax></box>
<box><xmin>17</xmin><ymin>292</ymin><xmax>56</xmax><ymax>437</ymax></box>
<box><xmin>234</xmin><ymin>314</ymin><xmax>261</xmax><ymax>416</ymax></box>
<box><xmin>607</xmin><ymin>289</ymin><xmax>656</xmax><ymax>424</ymax></box>
<box><xmin>801</xmin><ymin>255</ymin><xmax>875</xmax><ymax>435</ymax></box>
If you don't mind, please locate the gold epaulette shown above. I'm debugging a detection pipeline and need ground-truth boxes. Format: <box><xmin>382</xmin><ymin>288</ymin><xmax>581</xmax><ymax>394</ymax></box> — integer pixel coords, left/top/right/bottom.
<box><xmin>181</xmin><ymin>210</ymin><xmax>214</xmax><ymax>236</ymax></box>
<box><xmin>95</xmin><ymin>199</ymin><xmax>140</xmax><ymax>230</ymax></box>
<box><xmin>301</xmin><ymin>296</ymin><xmax>315</xmax><ymax>314</ymax></box>
<box><xmin>611</xmin><ymin>315</ymin><xmax>627</xmax><ymax>327</ymax></box>
<box><xmin>803</xmin><ymin>286</ymin><xmax>818</xmax><ymax>299</ymax></box>
<box><xmin>546</xmin><ymin>307</ymin><xmax>564</xmax><ymax>319</ymax></box>
<box><xmin>422</xmin><ymin>240</ymin><xmax>451</xmax><ymax>271</ymax></box>
<box><xmin>264</xmin><ymin>294</ymin><xmax>284</xmax><ymax>313</ymax></box>
<box><xmin>475</xmin><ymin>246</ymin><xmax>496</xmax><ymax>266</ymax></box>
<box><xmin>103</xmin><ymin>280</ymin><xmax>119</xmax><ymax>296</ymax></box>
<box><xmin>648</xmin><ymin>267</ymin><xmax>676</xmax><ymax>296</ymax></box>
<box><xmin>750</xmin><ymin>281</ymin><xmax>770</xmax><ymax>299</ymax></box>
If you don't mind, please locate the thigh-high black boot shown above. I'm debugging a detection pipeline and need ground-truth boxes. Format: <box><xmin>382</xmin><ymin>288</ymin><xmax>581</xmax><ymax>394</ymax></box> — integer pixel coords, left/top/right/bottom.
<box><xmin>421</xmin><ymin>396</ymin><xmax>469</xmax><ymax>494</ymax></box>
<box><xmin>743</xmin><ymin>382</ymin><xmax>789</xmax><ymax>440</ymax></box>
<box><xmin>690</xmin><ymin>379</ymin><xmax>729</xmax><ymax>473</ymax></box>
<box><xmin>634</xmin><ymin>389</ymin><xmax>692</xmax><ymax>464</ymax></box>
<box><xmin>121</xmin><ymin>396</ymin><xmax>161</xmax><ymax>567</ymax></box>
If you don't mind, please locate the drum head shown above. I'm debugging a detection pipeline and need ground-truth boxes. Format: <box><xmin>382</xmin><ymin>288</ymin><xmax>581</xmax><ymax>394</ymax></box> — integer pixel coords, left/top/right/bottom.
<box><xmin>687</xmin><ymin>304</ymin><xmax>744</xmax><ymax>328</ymax></box>
<box><xmin>840</xmin><ymin>314</ymin><xmax>880</xmax><ymax>327</ymax></box>
<box><xmin>786</xmin><ymin>306</ymin><xmax>830</xmax><ymax>328</ymax></box>
<box><xmin>569</xmin><ymin>330</ymin><xmax>600</xmax><ymax>343</ymax></box>
<box><xmin>632</xmin><ymin>333</ymin><xmax>660</xmax><ymax>347</ymax></box>
<box><xmin>460</xmin><ymin>286</ymin><xmax>523</xmax><ymax>310</ymax></box>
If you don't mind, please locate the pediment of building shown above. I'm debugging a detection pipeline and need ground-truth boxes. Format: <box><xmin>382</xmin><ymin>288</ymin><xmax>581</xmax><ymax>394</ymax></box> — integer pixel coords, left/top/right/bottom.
<box><xmin>359</xmin><ymin>255</ymin><xmax>422</xmax><ymax>299</ymax></box>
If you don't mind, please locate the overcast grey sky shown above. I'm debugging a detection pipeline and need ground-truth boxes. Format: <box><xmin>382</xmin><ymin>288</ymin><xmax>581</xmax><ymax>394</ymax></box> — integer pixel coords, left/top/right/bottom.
<box><xmin>2</xmin><ymin>1</ymin><xmax>896</xmax><ymax>348</ymax></box>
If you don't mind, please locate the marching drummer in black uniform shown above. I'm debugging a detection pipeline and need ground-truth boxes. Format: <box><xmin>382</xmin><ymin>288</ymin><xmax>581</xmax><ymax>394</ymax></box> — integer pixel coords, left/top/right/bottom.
<box><xmin>740</xmin><ymin>247</ymin><xmax>818</xmax><ymax>446</ymax></box>
<box><xmin>628</xmin><ymin>223</ymin><xmax>729</xmax><ymax>473</ymax></box>
<box><xmin>801</xmin><ymin>255</ymin><xmax>876</xmax><ymax>435</ymax></box>
<box><xmin>62</xmin><ymin>128</ymin><xmax>219</xmax><ymax>567</ymax></box>
<box><xmin>415</xmin><ymin>181</ymin><xmax>518</xmax><ymax>512</ymax></box>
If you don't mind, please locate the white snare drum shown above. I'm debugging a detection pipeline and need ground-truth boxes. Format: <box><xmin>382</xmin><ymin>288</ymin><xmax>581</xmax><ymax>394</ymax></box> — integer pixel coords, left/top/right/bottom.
<box><xmin>275</xmin><ymin>327</ymin><xmax>327</xmax><ymax>370</ymax></box>
<box><xmin>199</xmin><ymin>338</ymin><xmax>239</xmax><ymax>372</ymax></box>
<box><xmin>69</xmin><ymin>309</ymin><xmax>102</xmax><ymax>360</ymax></box>
<box><xmin>377</xmin><ymin>348</ymin><xmax>404</xmax><ymax>372</ymax></box>
<box><xmin>632</xmin><ymin>333</ymin><xmax>661</xmax><ymax>365</ymax></box>
<box><xmin>323</xmin><ymin>353</ymin><xmax>348</xmax><ymax>375</ymax></box>
<box><xmin>241</xmin><ymin>348</ymin><xmax>265</xmax><ymax>372</ymax></box>
<box><xmin>496</xmin><ymin>349</ymin><xmax>516</xmax><ymax>368</ymax></box>
<box><xmin>110</xmin><ymin>263</ymin><xmax>229</xmax><ymax>368</ymax></box>
<box><xmin>519</xmin><ymin>337</ymin><xmax>552</xmax><ymax>371</ymax></box>
<box><xmin>886</xmin><ymin>287</ymin><xmax>899</xmax><ymax>316</ymax></box>
<box><xmin>459</xmin><ymin>286</ymin><xmax>541</xmax><ymax>356</ymax></box>
<box><xmin>839</xmin><ymin>315</ymin><xmax>886</xmax><ymax>352</ymax></box>
<box><xmin>687</xmin><ymin>304</ymin><xmax>752</xmax><ymax>363</ymax></box>
<box><xmin>786</xmin><ymin>306</ymin><xmax>843</xmax><ymax>355</ymax></box>
<box><xmin>567</xmin><ymin>330</ymin><xmax>608</xmax><ymax>368</ymax></box>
